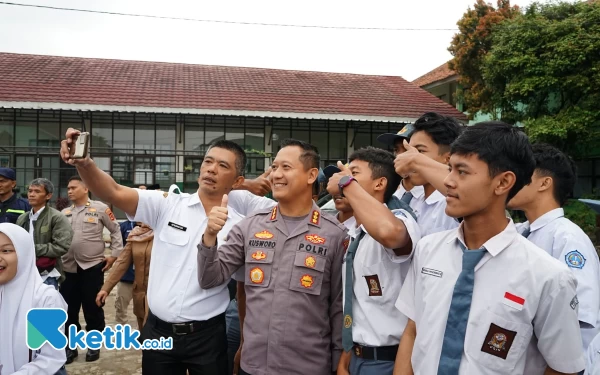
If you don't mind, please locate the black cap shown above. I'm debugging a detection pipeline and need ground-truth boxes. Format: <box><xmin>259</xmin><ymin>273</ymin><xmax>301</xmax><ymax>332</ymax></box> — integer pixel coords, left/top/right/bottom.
<box><xmin>0</xmin><ymin>167</ymin><xmax>16</xmax><ymax>180</ymax></box>
<box><xmin>377</xmin><ymin>123</ymin><xmax>416</xmax><ymax>146</ymax></box>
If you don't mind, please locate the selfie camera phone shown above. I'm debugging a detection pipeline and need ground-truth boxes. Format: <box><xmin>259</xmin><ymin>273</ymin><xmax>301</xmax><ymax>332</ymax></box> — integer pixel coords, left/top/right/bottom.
<box><xmin>71</xmin><ymin>132</ymin><xmax>90</xmax><ymax>159</ymax></box>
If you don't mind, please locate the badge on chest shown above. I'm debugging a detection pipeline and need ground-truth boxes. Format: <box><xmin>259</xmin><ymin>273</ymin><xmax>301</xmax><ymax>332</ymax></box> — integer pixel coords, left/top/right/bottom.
<box><xmin>481</xmin><ymin>323</ymin><xmax>517</xmax><ymax>360</ymax></box>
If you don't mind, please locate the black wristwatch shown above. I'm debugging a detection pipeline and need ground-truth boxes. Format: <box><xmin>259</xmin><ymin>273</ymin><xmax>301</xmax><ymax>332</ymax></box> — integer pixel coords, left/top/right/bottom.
<box><xmin>338</xmin><ymin>175</ymin><xmax>356</xmax><ymax>197</ymax></box>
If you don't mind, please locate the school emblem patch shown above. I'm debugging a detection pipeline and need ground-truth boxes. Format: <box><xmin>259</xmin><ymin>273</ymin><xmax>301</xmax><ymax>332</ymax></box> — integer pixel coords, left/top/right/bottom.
<box><xmin>251</xmin><ymin>251</ymin><xmax>267</xmax><ymax>261</ymax></box>
<box><xmin>364</xmin><ymin>275</ymin><xmax>383</xmax><ymax>297</ymax></box>
<box><xmin>305</xmin><ymin>234</ymin><xmax>326</xmax><ymax>245</ymax></box>
<box><xmin>481</xmin><ymin>323</ymin><xmax>517</xmax><ymax>360</ymax></box>
<box><xmin>304</xmin><ymin>256</ymin><xmax>316</xmax><ymax>268</ymax></box>
<box><xmin>249</xmin><ymin>268</ymin><xmax>264</xmax><ymax>284</ymax></box>
<box><xmin>300</xmin><ymin>274</ymin><xmax>314</xmax><ymax>288</ymax></box>
<box><xmin>254</xmin><ymin>230</ymin><xmax>274</xmax><ymax>239</ymax></box>
<box><xmin>344</xmin><ymin>314</ymin><xmax>352</xmax><ymax>328</ymax></box>
<box><xmin>565</xmin><ymin>250</ymin><xmax>586</xmax><ymax>269</ymax></box>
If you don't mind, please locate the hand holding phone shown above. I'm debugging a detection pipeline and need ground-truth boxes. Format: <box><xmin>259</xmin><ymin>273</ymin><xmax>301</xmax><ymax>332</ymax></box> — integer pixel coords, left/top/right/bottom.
<box><xmin>70</xmin><ymin>131</ymin><xmax>90</xmax><ymax>159</ymax></box>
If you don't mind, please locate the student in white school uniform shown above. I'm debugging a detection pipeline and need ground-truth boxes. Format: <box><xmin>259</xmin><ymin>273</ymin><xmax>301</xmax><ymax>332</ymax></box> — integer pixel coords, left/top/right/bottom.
<box><xmin>394</xmin><ymin>122</ymin><xmax>585</xmax><ymax>375</ymax></box>
<box><xmin>376</xmin><ymin>123</ymin><xmax>425</xmax><ymax>206</ymax></box>
<box><xmin>585</xmin><ymin>332</ymin><xmax>600</xmax><ymax>375</ymax></box>
<box><xmin>391</xmin><ymin>112</ymin><xmax>462</xmax><ymax>236</ymax></box>
<box><xmin>0</xmin><ymin>223</ymin><xmax>68</xmax><ymax>375</ymax></box>
<box><xmin>326</xmin><ymin>147</ymin><xmax>421</xmax><ymax>375</ymax></box>
<box><xmin>508</xmin><ymin>143</ymin><xmax>600</xmax><ymax>352</ymax></box>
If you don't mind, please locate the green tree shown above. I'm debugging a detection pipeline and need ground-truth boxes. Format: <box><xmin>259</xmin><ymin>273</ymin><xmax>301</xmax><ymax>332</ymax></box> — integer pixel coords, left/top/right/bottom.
<box><xmin>448</xmin><ymin>0</ymin><xmax>520</xmax><ymax>116</ymax></box>
<box><xmin>482</xmin><ymin>1</ymin><xmax>600</xmax><ymax>155</ymax></box>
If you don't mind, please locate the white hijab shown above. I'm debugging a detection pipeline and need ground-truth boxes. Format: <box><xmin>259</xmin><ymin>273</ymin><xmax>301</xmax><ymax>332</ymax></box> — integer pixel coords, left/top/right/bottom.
<box><xmin>0</xmin><ymin>223</ymin><xmax>67</xmax><ymax>374</ymax></box>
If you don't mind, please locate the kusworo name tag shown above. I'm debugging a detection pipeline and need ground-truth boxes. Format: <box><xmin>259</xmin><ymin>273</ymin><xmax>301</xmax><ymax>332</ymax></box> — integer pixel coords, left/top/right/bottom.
<box><xmin>421</xmin><ymin>267</ymin><xmax>443</xmax><ymax>278</ymax></box>
<box><xmin>168</xmin><ymin>222</ymin><xmax>187</xmax><ymax>232</ymax></box>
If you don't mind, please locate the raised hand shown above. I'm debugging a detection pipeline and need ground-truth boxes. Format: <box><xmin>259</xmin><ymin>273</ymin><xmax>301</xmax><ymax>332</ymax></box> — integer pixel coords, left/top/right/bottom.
<box><xmin>394</xmin><ymin>139</ymin><xmax>419</xmax><ymax>178</ymax></box>
<box><xmin>244</xmin><ymin>169</ymin><xmax>272</xmax><ymax>196</ymax></box>
<box><xmin>60</xmin><ymin>127</ymin><xmax>91</xmax><ymax>166</ymax></box>
<box><xmin>326</xmin><ymin>161</ymin><xmax>352</xmax><ymax>196</ymax></box>
<box><xmin>203</xmin><ymin>194</ymin><xmax>229</xmax><ymax>247</ymax></box>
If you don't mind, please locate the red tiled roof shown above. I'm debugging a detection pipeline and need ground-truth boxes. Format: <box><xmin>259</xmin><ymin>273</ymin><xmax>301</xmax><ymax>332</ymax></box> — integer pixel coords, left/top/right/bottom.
<box><xmin>413</xmin><ymin>61</ymin><xmax>457</xmax><ymax>88</ymax></box>
<box><xmin>0</xmin><ymin>53</ymin><xmax>467</xmax><ymax>121</ymax></box>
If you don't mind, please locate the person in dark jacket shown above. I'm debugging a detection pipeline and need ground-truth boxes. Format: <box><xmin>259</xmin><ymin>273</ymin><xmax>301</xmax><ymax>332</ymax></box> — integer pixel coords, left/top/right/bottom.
<box><xmin>115</xmin><ymin>219</ymin><xmax>136</xmax><ymax>324</ymax></box>
<box><xmin>0</xmin><ymin>167</ymin><xmax>31</xmax><ymax>224</ymax></box>
<box><xmin>16</xmin><ymin>178</ymin><xmax>73</xmax><ymax>289</ymax></box>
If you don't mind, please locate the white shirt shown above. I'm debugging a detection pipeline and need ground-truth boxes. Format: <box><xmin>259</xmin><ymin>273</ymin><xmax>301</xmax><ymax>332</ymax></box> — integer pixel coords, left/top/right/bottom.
<box><xmin>585</xmin><ymin>332</ymin><xmax>600</xmax><ymax>375</ymax></box>
<box><xmin>129</xmin><ymin>186</ymin><xmax>248</xmax><ymax>323</ymax></box>
<box><xmin>396</xmin><ymin>220</ymin><xmax>585</xmax><ymax>375</ymax></box>
<box><xmin>395</xmin><ymin>187</ymin><xmax>458</xmax><ymax>237</ymax></box>
<box><xmin>394</xmin><ymin>182</ymin><xmax>425</xmax><ymax>200</ymax></box>
<box><xmin>343</xmin><ymin>207</ymin><xmax>421</xmax><ymax>346</ymax></box>
<box><xmin>516</xmin><ymin>208</ymin><xmax>600</xmax><ymax>350</ymax></box>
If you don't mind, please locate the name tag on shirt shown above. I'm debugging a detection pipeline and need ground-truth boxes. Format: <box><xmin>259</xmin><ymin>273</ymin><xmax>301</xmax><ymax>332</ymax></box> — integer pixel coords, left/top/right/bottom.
<box><xmin>168</xmin><ymin>222</ymin><xmax>187</xmax><ymax>232</ymax></box>
<box><xmin>421</xmin><ymin>267</ymin><xmax>443</xmax><ymax>278</ymax></box>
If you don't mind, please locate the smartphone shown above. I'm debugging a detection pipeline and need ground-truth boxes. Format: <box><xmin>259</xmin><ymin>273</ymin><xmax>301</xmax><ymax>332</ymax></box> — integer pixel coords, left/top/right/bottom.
<box><xmin>70</xmin><ymin>132</ymin><xmax>90</xmax><ymax>159</ymax></box>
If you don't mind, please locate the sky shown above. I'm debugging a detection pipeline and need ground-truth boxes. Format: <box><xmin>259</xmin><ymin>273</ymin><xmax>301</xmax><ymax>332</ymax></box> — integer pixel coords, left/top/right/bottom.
<box><xmin>0</xmin><ymin>0</ymin><xmax>538</xmax><ymax>81</ymax></box>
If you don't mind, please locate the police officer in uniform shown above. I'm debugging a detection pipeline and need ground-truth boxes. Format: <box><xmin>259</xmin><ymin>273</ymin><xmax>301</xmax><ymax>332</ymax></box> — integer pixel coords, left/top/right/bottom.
<box><xmin>0</xmin><ymin>167</ymin><xmax>31</xmax><ymax>224</ymax></box>
<box><xmin>198</xmin><ymin>139</ymin><xmax>347</xmax><ymax>375</ymax></box>
<box><xmin>60</xmin><ymin>175</ymin><xmax>123</xmax><ymax>364</ymax></box>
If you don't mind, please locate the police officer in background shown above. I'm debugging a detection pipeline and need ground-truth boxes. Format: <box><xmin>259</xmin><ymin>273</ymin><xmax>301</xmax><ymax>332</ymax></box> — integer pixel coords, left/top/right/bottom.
<box><xmin>60</xmin><ymin>175</ymin><xmax>123</xmax><ymax>364</ymax></box>
<box><xmin>198</xmin><ymin>139</ymin><xmax>347</xmax><ymax>375</ymax></box>
<box><xmin>0</xmin><ymin>167</ymin><xmax>31</xmax><ymax>224</ymax></box>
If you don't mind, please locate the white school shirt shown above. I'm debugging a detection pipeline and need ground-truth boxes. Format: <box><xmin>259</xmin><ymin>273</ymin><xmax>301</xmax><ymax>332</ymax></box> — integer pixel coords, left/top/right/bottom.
<box><xmin>129</xmin><ymin>187</ymin><xmax>247</xmax><ymax>323</ymax></box>
<box><xmin>395</xmin><ymin>187</ymin><xmax>458</xmax><ymax>237</ymax></box>
<box><xmin>342</xmin><ymin>207</ymin><xmax>421</xmax><ymax>347</ymax></box>
<box><xmin>394</xmin><ymin>182</ymin><xmax>425</xmax><ymax>201</ymax></box>
<box><xmin>516</xmin><ymin>208</ymin><xmax>600</xmax><ymax>350</ymax></box>
<box><xmin>396</xmin><ymin>220</ymin><xmax>585</xmax><ymax>375</ymax></box>
<box><xmin>585</xmin><ymin>332</ymin><xmax>600</xmax><ymax>375</ymax></box>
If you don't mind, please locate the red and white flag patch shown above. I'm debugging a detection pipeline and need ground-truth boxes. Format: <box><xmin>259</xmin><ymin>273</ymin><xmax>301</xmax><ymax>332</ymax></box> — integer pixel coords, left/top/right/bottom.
<box><xmin>503</xmin><ymin>292</ymin><xmax>525</xmax><ymax>311</ymax></box>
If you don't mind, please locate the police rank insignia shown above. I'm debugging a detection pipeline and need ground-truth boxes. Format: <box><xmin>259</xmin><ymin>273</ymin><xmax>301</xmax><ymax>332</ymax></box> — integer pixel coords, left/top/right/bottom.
<box><xmin>565</xmin><ymin>250</ymin><xmax>586</xmax><ymax>269</ymax></box>
<box><xmin>364</xmin><ymin>275</ymin><xmax>383</xmax><ymax>297</ymax></box>
<box><xmin>251</xmin><ymin>251</ymin><xmax>267</xmax><ymax>261</ymax></box>
<box><xmin>88</xmin><ymin>208</ymin><xmax>96</xmax><ymax>213</ymax></box>
<box><xmin>304</xmin><ymin>256</ymin><xmax>316</xmax><ymax>268</ymax></box>
<box><xmin>300</xmin><ymin>274</ymin><xmax>314</xmax><ymax>288</ymax></box>
<box><xmin>305</xmin><ymin>234</ymin><xmax>326</xmax><ymax>245</ymax></box>
<box><xmin>481</xmin><ymin>323</ymin><xmax>517</xmax><ymax>360</ymax></box>
<box><xmin>249</xmin><ymin>268</ymin><xmax>264</xmax><ymax>284</ymax></box>
<box><xmin>270</xmin><ymin>206</ymin><xmax>278</xmax><ymax>221</ymax></box>
<box><xmin>254</xmin><ymin>230</ymin><xmax>274</xmax><ymax>239</ymax></box>
<box><xmin>344</xmin><ymin>314</ymin><xmax>352</xmax><ymax>328</ymax></box>
<box><xmin>310</xmin><ymin>210</ymin><xmax>320</xmax><ymax>225</ymax></box>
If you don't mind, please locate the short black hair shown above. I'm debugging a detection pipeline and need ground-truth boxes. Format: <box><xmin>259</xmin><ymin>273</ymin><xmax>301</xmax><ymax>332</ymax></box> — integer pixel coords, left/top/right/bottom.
<box><xmin>413</xmin><ymin>112</ymin><xmax>463</xmax><ymax>154</ymax></box>
<box><xmin>531</xmin><ymin>143</ymin><xmax>576</xmax><ymax>206</ymax></box>
<box><xmin>279</xmin><ymin>139</ymin><xmax>320</xmax><ymax>170</ymax></box>
<box><xmin>207</xmin><ymin>140</ymin><xmax>247</xmax><ymax>176</ymax></box>
<box><xmin>451</xmin><ymin>121</ymin><xmax>535</xmax><ymax>202</ymax></box>
<box><xmin>349</xmin><ymin>147</ymin><xmax>401</xmax><ymax>202</ymax></box>
<box><xmin>68</xmin><ymin>175</ymin><xmax>83</xmax><ymax>184</ymax></box>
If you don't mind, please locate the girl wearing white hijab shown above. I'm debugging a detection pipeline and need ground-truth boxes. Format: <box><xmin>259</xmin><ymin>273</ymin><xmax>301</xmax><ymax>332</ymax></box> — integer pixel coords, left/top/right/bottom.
<box><xmin>0</xmin><ymin>223</ymin><xmax>67</xmax><ymax>375</ymax></box>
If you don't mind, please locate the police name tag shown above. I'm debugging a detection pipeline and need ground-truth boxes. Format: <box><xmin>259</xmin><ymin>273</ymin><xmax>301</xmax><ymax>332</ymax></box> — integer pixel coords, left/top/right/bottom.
<box><xmin>421</xmin><ymin>267</ymin><xmax>443</xmax><ymax>278</ymax></box>
<box><xmin>168</xmin><ymin>222</ymin><xmax>187</xmax><ymax>232</ymax></box>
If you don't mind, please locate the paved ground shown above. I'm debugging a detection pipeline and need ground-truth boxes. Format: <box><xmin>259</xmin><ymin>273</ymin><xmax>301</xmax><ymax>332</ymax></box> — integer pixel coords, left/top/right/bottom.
<box><xmin>65</xmin><ymin>269</ymin><xmax>143</xmax><ymax>374</ymax></box>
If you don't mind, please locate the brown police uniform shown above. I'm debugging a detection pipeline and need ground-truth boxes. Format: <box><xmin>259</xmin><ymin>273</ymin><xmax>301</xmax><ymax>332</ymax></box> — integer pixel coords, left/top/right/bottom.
<box><xmin>198</xmin><ymin>202</ymin><xmax>347</xmax><ymax>375</ymax></box>
<box><xmin>60</xmin><ymin>199</ymin><xmax>123</xmax><ymax>338</ymax></box>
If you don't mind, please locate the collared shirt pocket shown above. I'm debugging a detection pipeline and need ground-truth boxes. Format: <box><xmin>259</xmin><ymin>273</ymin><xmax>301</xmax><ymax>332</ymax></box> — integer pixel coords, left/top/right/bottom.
<box><xmin>82</xmin><ymin>216</ymin><xmax>99</xmax><ymax>233</ymax></box>
<box><xmin>157</xmin><ymin>222</ymin><xmax>190</xmax><ymax>267</ymax></box>
<box><xmin>466</xmin><ymin>309</ymin><xmax>533</xmax><ymax>372</ymax></box>
<box><xmin>360</xmin><ymin>261</ymin><xmax>391</xmax><ymax>303</ymax></box>
<box><xmin>288</xmin><ymin>251</ymin><xmax>326</xmax><ymax>296</ymax></box>
<box><xmin>245</xmin><ymin>249</ymin><xmax>275</xmax><ymax>288</ymax></box>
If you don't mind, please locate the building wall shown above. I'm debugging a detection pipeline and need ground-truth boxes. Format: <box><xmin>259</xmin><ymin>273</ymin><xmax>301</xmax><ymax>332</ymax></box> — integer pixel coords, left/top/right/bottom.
<box><xmin>0</xmin><ymin>108</ymin><xmax>408</xmax><ymax>217</ymax></box>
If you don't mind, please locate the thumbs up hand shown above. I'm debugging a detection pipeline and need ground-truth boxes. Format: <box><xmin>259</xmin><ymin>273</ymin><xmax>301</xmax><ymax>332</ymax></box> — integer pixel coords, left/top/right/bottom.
<box><xmin>203</xmin><ymin>194</ymin><xmax>229</xmax><ymax>246</ymax></box>
<box><xmin>326</xmin><ymin>161</ymin><xmax>352</xmax><ymax>196</ymax></box>
<box><xmin>394</xmin><ymin>139</ymin><xmax>420</xmax><ymax>178</ymax></box>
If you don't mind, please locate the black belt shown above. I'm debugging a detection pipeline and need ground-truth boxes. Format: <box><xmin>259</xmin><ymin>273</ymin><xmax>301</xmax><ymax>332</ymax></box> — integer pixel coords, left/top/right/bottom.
<box><xmin>148</xmin><ymin>311</ymin><xmax>225</xmax><ymax>335</ymax></box>
<box><xmin>353</xmin><ymin>343</ymin><xmax>399</xmax><ymax>362</ymax></box>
